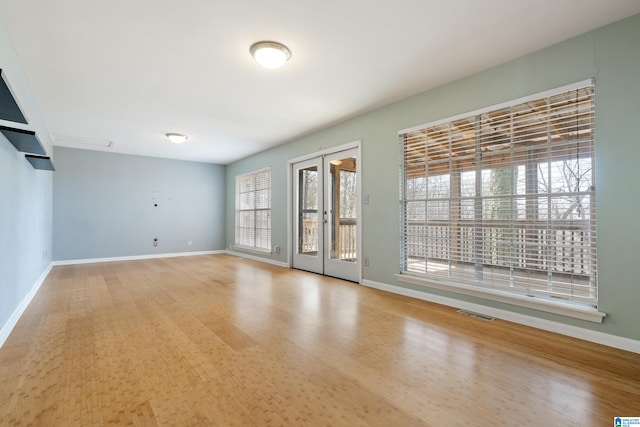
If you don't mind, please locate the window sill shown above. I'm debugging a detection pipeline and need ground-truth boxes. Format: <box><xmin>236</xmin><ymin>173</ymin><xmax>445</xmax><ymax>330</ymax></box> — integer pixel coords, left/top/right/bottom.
<box><xmin>232</xmin><ymin>245</ymin><xmax>272</xmax><ymax>255</ymax></box>
<box><xmin>395</xmin><ymin>273</ymin><xmax>606</xmax><ymax>323</ymax></box>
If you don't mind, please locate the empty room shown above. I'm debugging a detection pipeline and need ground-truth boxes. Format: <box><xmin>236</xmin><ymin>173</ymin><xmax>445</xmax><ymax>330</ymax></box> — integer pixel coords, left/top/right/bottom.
<box><xmin>2</xmin><ymin>1</ymin><xmax>640</xmax><ymax>426</ymax></box>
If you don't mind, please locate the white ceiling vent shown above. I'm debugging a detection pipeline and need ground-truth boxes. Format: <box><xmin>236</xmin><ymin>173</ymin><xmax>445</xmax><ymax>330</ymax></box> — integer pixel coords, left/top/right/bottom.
<box><xmin>52</xmin><ymin>134</ymin><xmax>115</xmax><ymax>150</ymax></box>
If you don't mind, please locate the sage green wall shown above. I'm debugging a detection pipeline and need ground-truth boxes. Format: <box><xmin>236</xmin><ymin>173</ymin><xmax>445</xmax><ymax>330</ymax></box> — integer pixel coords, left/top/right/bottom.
<box><xmin>226</xmin><ymin>14</ymin><xmax>640</xmax><ymax>341</ymax></box>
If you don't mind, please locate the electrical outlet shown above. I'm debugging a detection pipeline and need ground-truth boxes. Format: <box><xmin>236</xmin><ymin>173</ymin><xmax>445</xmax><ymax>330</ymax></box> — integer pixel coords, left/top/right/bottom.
<box><xmin>153</xmin><ymin>238</ymin><xmax>158</xmax><ymax>247</ymax></box>
<box><xmin>364</xmin><ymin>257</ymin><xmax>370</xmax><ymax>266</ymax></box>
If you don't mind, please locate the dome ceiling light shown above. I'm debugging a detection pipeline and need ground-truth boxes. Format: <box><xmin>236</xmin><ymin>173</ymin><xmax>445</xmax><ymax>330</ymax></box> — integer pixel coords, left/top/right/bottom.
<box><xmin>165</xmin><ymin>133</ymin><xmax>188</xmax><ymax>144</ymax></box>
<box><xmin>250</xmin><ymin>41</ymin><xmax>291</xmax><ymax>69</ymax></box>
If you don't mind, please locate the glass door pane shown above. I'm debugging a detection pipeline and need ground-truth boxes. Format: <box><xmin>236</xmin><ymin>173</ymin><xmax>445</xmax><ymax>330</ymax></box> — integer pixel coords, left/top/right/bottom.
<box><xmin>298</xmin><ymin>166</ymin><xmax>319</xmax><ymax>255</ymax></box>
<box><xmin>292</xmin><ymin>157</ymin><xmax>324</xmax><ymax>276</ymax></box>
<box><xmin>328</xmin><ymin>156</ymin><xmax>357</xmax><ymax>262</ymax></box>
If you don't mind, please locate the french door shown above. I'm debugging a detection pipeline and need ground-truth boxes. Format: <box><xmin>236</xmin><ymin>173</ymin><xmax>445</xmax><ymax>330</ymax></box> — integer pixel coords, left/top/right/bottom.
<box><xmin>292</xmin><ymin>148</ymin><xmax>360</xmax><ymax>282</ymax></box>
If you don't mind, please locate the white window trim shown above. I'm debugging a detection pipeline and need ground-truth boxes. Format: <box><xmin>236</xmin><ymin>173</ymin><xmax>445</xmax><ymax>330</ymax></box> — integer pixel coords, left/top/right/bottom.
<box><xmin>232</xmin><ymin>244</ymin><xmax>272</xmax><ymax>255</ymax></box>
<box><xmin>395</xmin><ymin>273</ymin><xmax>606</xmax><ymax>323</ymax></box>
<box><xmin>398</xmin><ymin>80</ymin><xmax>601</xmax><ymax>321</ymax></box>
<box><xmin>235</xmin><ymin>167</ymin><xmax>272</xmax><ymax>252</ymax></box>
<box><xmin>399</xmin><ymin>79</ymin><xmax>594</xmax><ymax>135</ymax></box>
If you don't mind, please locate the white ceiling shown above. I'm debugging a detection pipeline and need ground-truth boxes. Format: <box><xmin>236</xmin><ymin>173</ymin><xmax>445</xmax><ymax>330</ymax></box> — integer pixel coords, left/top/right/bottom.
<box><xmin>2</xmin><ymin>1</ymin><xmax>640</xmax><ymax>164</ymax></box>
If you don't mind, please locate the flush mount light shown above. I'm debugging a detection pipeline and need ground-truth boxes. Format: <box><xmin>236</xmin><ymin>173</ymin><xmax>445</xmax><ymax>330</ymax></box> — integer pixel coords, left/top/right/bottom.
<box><xmin>165</xmin><ymin>133</ymin><xmax>188</xmax><ymax>144</ymax></box>
<box><xmin>250</xmin><ymin>41</ymin><xmax>291</xmax><ymax>69</ymax></box>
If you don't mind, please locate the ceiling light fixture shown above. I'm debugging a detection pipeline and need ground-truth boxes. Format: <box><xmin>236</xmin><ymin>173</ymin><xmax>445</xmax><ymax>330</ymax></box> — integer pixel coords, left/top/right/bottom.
<box><xmin>250</xmin><ymin>41</ymin><xmax>291</xmax><ymax>69</ymax></box>
<box><xmin>166</xmin><ymin>133</ymin><xmax>188</xmax><ymax>144</ymax></box>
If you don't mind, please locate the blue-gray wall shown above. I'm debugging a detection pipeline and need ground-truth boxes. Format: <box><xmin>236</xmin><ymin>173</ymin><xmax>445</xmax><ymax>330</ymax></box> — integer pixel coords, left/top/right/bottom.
<box><xmin>226</xmin><ymin>14</ymin><xmax>640</xmax><ymax>341</ymax></box>
<box><xmin>0</xmin><ymin>22</ymin><xmax>53</xmax><ymax>335</ymax></box>
<box><xmin>53</xmin><ymin>147</ymin><xmax>225</xmax><ymax>260</ymax></box>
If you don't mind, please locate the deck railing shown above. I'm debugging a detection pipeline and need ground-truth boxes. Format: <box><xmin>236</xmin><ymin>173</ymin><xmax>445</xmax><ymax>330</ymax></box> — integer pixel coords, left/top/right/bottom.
<box><xmin>404</xmin><ymin>219</ymin><xmax>592</xmax><ymax>276</ymax></box>
<box><xmin>302</xmin><ymin>219</ymin><xmax>357</xmax><ymax>260</ymax></box>
<box><xmin>301</xmin><ymin>220</ymin><xmax>318</xmax><ymax>253</ymax></box>
<box><xmin>301</xmin><ymin>218</ymin><xmax>590</xmax><ymax>277</ymax></box>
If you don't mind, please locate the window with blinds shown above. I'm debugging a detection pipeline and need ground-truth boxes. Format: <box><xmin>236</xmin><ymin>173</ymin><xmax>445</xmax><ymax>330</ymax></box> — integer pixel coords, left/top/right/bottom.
<box><xmin>399</xmin><ymin>81</ymin><xmax>597</xmax><ymax>308</ymax></box>
<box><xmin>235</xmin><ymin>168</ymin><xmax>272</xmax><ymax>251</ymax></box>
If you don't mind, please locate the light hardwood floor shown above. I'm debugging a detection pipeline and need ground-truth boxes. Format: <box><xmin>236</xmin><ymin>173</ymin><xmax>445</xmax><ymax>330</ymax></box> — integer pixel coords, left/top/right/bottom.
<box><xmin>1</xmin><ymin>254</ymin><xmax>639</xmax><ymax>426</ymax></box>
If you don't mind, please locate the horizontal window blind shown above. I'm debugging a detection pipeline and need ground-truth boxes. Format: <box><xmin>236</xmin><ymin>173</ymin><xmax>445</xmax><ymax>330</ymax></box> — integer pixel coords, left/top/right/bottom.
<box><xmin>235</xmin><ymin>168</ymin><xmax>271</xmax><ymax>251</ymax></box>
<box><xmin>399</xmin><ymin>81</ymin><xmax>597</xmax><ymax>307</ymax></box>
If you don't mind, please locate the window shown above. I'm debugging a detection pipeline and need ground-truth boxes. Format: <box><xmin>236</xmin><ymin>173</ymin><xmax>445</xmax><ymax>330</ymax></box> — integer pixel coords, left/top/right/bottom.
<box><xmin>235</xmin><ymin>168</ymin><xmax>271</xmax><ymax>251</ymax></box>
<box><xmin>399</xmin><ymin>81</ymin><xmax>598</xmax><ymax>313</ymax></box>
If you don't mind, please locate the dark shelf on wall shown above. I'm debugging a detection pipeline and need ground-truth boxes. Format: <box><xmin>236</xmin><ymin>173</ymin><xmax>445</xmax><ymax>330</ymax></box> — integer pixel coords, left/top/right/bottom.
<box><xmin>25</xmin><ymin>154</ymin><xmax>55</xmax><ymax>171</ymax></box>
<box><xmin>0</xmin><ymin>69</ymin><xmax>53</xmax><ymax>171</ymax></box>
<box><xmin>0</xmin><ymin>69</ymin><xmax>28</xmax><ymax>124</ymax></box>
<box><xmin>0</xmin><ymin>125</ymin><xmax>46</xmax><ymax>155</ymax></box>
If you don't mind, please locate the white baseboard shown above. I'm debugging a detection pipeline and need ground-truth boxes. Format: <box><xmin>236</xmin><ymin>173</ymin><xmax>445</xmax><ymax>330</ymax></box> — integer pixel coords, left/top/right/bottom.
<box><xmin>362</xmin><ymin>279</ymin><xmax>640</xmax><ymax>355</ymax></box>
<box><xmin>226</xmin><ymin>250</ymin><xmax>289</xmax><ymax>268</ymax></box>
<box><xmin>0</xmin><ymin>263</ymin><xmax>53</xmax><ymax>349</ymax></box>
<box><xmin>51</xmin><ymin>250</ymin><xmax>225</xmax><ymax>266</ymax></box>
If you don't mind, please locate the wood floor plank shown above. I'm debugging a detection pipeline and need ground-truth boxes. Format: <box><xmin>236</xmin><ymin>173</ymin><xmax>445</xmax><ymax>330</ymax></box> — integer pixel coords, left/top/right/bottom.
<box><xmin>1</xmin><ymin>253</ymin><xmax>639</xmax><ymax>426</ymax></box>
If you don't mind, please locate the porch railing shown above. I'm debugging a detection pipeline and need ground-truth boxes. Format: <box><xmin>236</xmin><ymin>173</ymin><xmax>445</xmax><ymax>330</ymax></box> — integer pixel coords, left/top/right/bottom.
<box><xmin>404</xmin><ymin>219</ymin><xmax>592</xmax><ymax>276</ymax></box>
<box><xmin>301</xmin><ymin>219</ymin><xmax>357</xmax><ymax>260</ymax></box>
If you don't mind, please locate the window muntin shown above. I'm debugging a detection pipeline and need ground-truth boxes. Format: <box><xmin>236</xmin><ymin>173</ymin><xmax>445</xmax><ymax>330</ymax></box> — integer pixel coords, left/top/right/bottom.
<box><xmin>399</xmin><ymin>82</ymin><xmax>596</xmax><ymax>308</ymax></box>
<box><xmin>235</xmin><ymin>168</ymin><xmax>271</xmax><ymax>251</ymax></box>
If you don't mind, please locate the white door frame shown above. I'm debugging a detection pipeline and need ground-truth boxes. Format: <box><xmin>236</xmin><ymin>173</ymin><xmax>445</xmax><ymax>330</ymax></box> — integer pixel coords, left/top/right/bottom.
<box><xmin>287</xmin><ymin>140</ymin><xmax>362</xmax><ymax>283</ymax></box>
